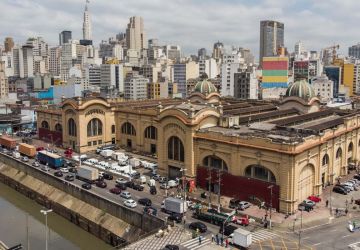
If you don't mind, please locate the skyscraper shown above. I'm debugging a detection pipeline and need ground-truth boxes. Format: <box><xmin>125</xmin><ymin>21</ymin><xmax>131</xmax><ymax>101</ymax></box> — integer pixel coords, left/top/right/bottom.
<box><xmin>59</xmin><ymin>31</ymin><xmax>72</xmax><ymax>45</ymax></box>
<box><xmin>82</xmin><ymin>0</ymin><xmax>92</xmax><ymax>41</ymax></box>
<box><xmin>126</xmin><ymin>16</ymin><xmax>147</xmax><ymax>53</ymax></box>
<box><xmin>4</xmin><ymin>37</ymin><xmax>14</xmax><ymax>52</ymax></box>
<box><xmin>259</xmin><ymin>20</ymin><xmax>284</xmax><ymax>66</ymax></box>
<box><xmin>349</xmin><ymin>44</ymin><xmax>360</xmax><ymax>59</ymax></box>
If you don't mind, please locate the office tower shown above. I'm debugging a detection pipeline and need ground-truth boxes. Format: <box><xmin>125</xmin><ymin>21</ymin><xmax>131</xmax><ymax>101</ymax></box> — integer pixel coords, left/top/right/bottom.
<box><xmin>165</xmin><ymin>45</ymin><xmax>181</xmax><ymax>62</ymax></box>
<box><xmin>19</xmin><ymin>45</ymin><xmax>34</xmax><ymax>78</ymax></box>
<box><xmin>220</xmin><ymin>49</ymin><xmax>244</xmax><ymax>96</ymax></box>
<box><xmin>349</xmin><ymin>44</ymin><xmax>360</xmax><ymax>59</ymax></box>
<box><xmin>212</xmin><ymin>41</ymin><xmax>224</xmax><ymax>61</ymax></box>
<box><xmin>100</xmin><ymin>63</ymin><xmax>123</xmax><ymax>91</ymax></box>
<box><xmin>4</xmin><ymin>37</ymin><xmax>14</xmax><ymax>52</ymax></box>
<box><xmin>126</xmin><ymin>16</ymin><xmax>147</xmax><ymax>53</ymax></box>
<box><xmin>259</xmin><ymin>20</ymin><xmax>284</xmax><ymax>66</ymax></box>
<box><xmin>60</xmin><ymin>41</ymin><xmax>78</xmax><ymax>81</ymax></box>
<box><xmin>173</xmin><ymin>61</ymin><xmax>199</xmax><ymax>97</ymax></box>
<box><xmin>198</xmin><ymin>48</ymin><xmax>207</xmax><ymax>59</ymax></box>
<box><xmin>124</xmin><ymin>72</ymin><xmax>149</xmax><ymax>100</ymax></box>
<box><xmin>59</xmin><ymin>31</ymin><xmax>72</xmax><ymax>45</ymax></box>
<box><xmin>0</xmin><ymin>61</ymin><xmax>9</xmax><ymax>99</ymax></box>
<box><xmin>50</xmin><ymin>47</ymin><xmax>61</xmax><ymax>77</ymax></box>
<box><xmin>324</xmin><ymin>66</ymin><xmax>341</xmax><ymax>97</ymax></box>
<box><xmin>83</xmin><ymin>0</ymin><xmax>92</xmax><ymax>40</ymax></box>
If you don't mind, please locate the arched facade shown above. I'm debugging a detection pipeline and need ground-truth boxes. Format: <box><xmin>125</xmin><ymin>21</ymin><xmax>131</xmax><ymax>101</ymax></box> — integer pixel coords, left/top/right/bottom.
<box><xmin>244</xmin><ymin>164</ymin><xmax>276</xmax><ymax>183</ymax></box>
<box><xmin>87</xmin><ymin>118</ymin><xmax>103</xmax><ymax>137</ymax></box>
<box><xmin>68</xmin><ymin>118</ymin><xmax>77</xmax><ymax>136</ymax></box>
<box><xmin>167</xmin><ymin>136</ymin><xmax>184</xmax><ymax>162</ymax></box>
<box><xmin>298</xmin><ymin>164</ymin><xmax>315</xmax><ymax>201</ymax></box>
<box><xmin>54</xmin><ymin>123</ymin><xmax>62</xmax><ymax>132</ymax></box>
<box><xmin>202</xmin><ymin>155</ymin><xmax>228</xmax><ymax>171</ymax></box>
<box><xmin>41</xmin><ymin>121</ymin><xmax>49</xmax><ymax>129</ymax></box>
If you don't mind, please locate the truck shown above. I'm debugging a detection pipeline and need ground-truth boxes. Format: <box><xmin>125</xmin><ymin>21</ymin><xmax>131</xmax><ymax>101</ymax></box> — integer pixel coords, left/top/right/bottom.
<box><xmin>12</xmin><ymin>151</ymin><xmax>20</xmax><ymax>159</ymax></box>
<box><xmin>129</xmin><ymin>158</ymin><xmax>141</xmax><ymax>169</ymax></box>
<box><xmin>18</xmin><ymin>143</ymin><xmax>36</xmax><ymax>158</ymax></box>
<box><xmin>193</xmin><ymin>208</ymin><xmax>233</xmax><ymax>226</ymax></box>
<box><xmin>161</xmin><ymin>197</ymin><xmax>188</xmax><ymax>215</ymax></box>
<box><xmin>0</xmin><ymin>136</ymin><xmax>16</xmax><ymax>150</ymax></box>
<box><xmin>112</xmin><ymin>152</ymin><xmax>128</xmax><ymax>161</ymax></box>
<box><xmin>37</xmin><ymin>150</ymin><xmax>64</xmax><ymax>169</ymax></box>
<box><xmin>230</xmin><ymin>228</ymin><xmax>252</xmax><ymax>248</ymax></box>
<box><xmin>76</xmin><ymin>165</ymin><xmax>99</xmax><ymax>184</ymax></box>
<box><xmin>100</xmin><ymin>149</ymin><xmax>113</xmax><ymax>158</ymax></box>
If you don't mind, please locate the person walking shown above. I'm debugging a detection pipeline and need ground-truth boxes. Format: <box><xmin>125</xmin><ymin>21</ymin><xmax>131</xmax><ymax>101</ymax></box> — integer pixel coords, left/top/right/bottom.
<box><xmin>351</xmin><ymin>197</ymin><xmax>354</xmax><ymax>204</ymax></box>
<box><xmin>211</xmin><ymin>234</ymin><xmax>215</xmax><ymax>243</ymax></box>
<box><xmin>215</xmin><ymin>234</ymin><xmax>219</xmax><ymax>245</ymax></box>
<box><xmin>225</xmin><ymin>238</ymin><xmax>229</xmax><ymax>248</ymax></box>
<box><xmin>325</xmin><ymin>200</ymin><xmax>329</xmax><ymax>207</ymax></box>
<box><xmin>220</xmin><ymin>236</ymin><xmax>224</xmax><ymax>246</ymax></box>
<box><xmin>199</xmin><ymin>235</ymin><xmax>202</xmax><ymax>245</ymax></box>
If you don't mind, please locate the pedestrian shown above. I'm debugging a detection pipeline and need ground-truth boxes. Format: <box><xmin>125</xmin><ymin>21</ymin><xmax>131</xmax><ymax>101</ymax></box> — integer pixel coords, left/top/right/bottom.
<box><xmin>351</xmin><ymin>197</ymin><xmax>354</xmax><ymax>204</ymax></box>
<box><xmin>345</xmin><ymin>208</ymin><xmax>349</xmax><ymax>215</ymax></box>
<box><xmin>199</xmin><ymin>235</ymin><xmax>202</xmax><ymax>245</ymax></box>
<box><xmin>211</xmin><ymin>234</ymin><xmax>215</xmax><ymax>243</ymax></box>
<box><xmin>220</xmin><ymin>236</ymin><xmax>224</xmax><ymax>246</ymax></box>
<box><xmin>215</xmin><ymin>234</ymin><xmax>219</xmax><ymax>245</ymax></box>
<box><xmin>325</xmin><ymin>200</ymin><xmax>329</xmax><ymax>207</ymax></box>
<box><xmin>225</xmin><ymin>238</ymin><xmax>229</xmax><ymax>248</ymax></box>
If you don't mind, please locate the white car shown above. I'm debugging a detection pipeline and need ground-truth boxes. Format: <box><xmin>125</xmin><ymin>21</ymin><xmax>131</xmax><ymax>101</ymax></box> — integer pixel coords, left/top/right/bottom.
<box><xmin>167</xmin><ymin>180</ymin><xmax>178</xmax><ymax>188</ymax></box>
<box><xmin>116</xmin><ymin>178</ymin><xmax>127</xmax><ymax>185</ymax></box>
<box><xmin>60</xmin><ymin>167</ymin><xmax>69</xmax><ymax>173</ymax></box>
<box><xmin>41</xmin><ymin>165</ymin><xmax>50</xmax><ymax>172</ymax></box>
<box><xmin>120</xmin><ymin>191</ymin><xmax>132</xmax><ymax>199</ymax></box>
<box><xmin>124</xmin><ymin>199</ymin><xmax>137</xmax><ymax>208</ymax></box>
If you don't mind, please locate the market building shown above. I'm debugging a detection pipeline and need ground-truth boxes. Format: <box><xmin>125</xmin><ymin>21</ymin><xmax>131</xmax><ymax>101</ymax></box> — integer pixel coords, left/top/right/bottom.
<box><xmin>36</xmin><ymin>78</ymin><xmax>360</xmax><ymax>213</ymax></box>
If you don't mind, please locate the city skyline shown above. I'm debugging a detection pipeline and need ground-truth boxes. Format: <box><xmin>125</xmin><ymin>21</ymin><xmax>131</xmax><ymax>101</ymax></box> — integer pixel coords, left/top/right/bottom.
<box><xmin>0</xmin><ymin>0</ymin><xmax>359</xmax><ymax>57</ymax></box>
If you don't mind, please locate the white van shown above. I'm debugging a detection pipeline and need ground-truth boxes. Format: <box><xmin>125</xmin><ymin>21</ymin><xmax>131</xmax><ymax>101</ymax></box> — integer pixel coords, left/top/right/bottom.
<box><xmin>139</xmin><ymin>175</ymin><xmax>147</xmax><ymax>184</ymax></box>
<box><xmin>112</xmin><ymin>152</ymin><xmax>128</xmax><ymax>161</ymax></box>
<box><xmin>100</xmin><ymin>149</ymin><xmax>113</xmax><ymax>158</ymax></box>
<box><xmin>12</xmin><ymin>151</ymin><xmax>20</xmax><ymax>159</ymax></box>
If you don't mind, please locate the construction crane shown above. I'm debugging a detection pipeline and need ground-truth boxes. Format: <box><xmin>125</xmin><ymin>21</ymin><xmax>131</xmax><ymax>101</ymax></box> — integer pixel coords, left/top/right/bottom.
<box><xmin>321</xmin><ymin>44</ymin><xmax>340</xmax><ymax>65</ymax></box>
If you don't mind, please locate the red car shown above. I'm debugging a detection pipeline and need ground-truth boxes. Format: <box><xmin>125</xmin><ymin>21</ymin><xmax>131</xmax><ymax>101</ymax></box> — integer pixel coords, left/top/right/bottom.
<box><xmin>308</xmin><ymin>195</ymin><xmax>321</xmax><ymax>203</ymax></box>
<box><xmin>109</xmin><ymin>187</ymin><xmax>121</xmax><ymax>194</ymax></box>
<box><xmin>36</xmin><ymin>146</ymin><xmax>45</xmax><ymax>151</ymax></box>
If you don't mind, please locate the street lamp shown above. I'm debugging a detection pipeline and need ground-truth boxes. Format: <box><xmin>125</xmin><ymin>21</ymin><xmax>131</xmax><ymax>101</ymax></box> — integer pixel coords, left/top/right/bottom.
<box><xmin>267</xmin><ymin>185</ymin><xmax>274</xmax><ymax>229</ymax></box>
<box><xmin>298</xmin><ymin>206</ymin><xmax>304</xmax><ymax>250</ymax></box>
<box><xmin>40</xmin><ymin>209</ymin><xmax>52</xmax><ymax>250</ymax></box>
<box><xmin>180</xmin><ymin>168</ymin><xmax>187</xmax><ymax>231</ymax></box>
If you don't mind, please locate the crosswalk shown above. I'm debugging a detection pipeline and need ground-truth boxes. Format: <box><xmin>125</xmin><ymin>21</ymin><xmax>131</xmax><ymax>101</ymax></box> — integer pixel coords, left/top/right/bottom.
<box><xmin>181</xmin><ymin>236</ymin><xmax>211</xmax><ymax>250</ymax></box>
<box><xmin>349</xmin><ymin>242</ymin><xmax>360</xmax><ymax>250</ymax></box>
<box><xmin>252</xmin><ymin>229</ymin><xmax>279</xmax><ymax>243</ymax></box>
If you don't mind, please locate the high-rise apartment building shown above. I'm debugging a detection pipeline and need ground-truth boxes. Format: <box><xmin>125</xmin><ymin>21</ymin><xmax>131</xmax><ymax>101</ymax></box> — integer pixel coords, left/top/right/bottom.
<box><xmin>234</xmin><ymin>65</ymin><xmax>259</xmax><ymax>100</ymax></box>
<box><xmin>82</xmin><ymin>0</ymin><xmax>92</xmax><ymax>40</ymax></box>
<box><xmin>212</xmin><ymin>41</ymin><xmax>224</xmax><ymax>62</ymax></box>
<box><xmin>324</xmin><ymin>66</ymin><xmax>341</xmax><ymax>97</ymax></box>
<box><xmin>4</xmin><ymin>37</ymin><xmax>14</xmax><ymax>53</ymax></box>
<box><xmin>173</xmin><ymin>61</ymin><xmax>199</xmax><ymax>97</ymax></box>
<box><xmin>126</xmin><ymin>16</ymin><xmax>147</xmax><ymax>53</ymax></box>
<box><xmin>100</xmin><ymin>63</ymin><xmax>124</xmax><ymax>91</ymax></box>
<box><xmin>0</xmin><ymin>61</ymin><xmax>9</xmax><ymax>99</ymax></box>
<box><xmin>220</xmin><ymin>49</ymin><xmax>244</xmax><ymax>96</ymax></box>
<box><xmin>19</xmin><ymin>45</ymin><xmax>34</xmax><ymax>78</ymax></box>
<box><xmin>311</xmin><ymin>75</ymin><xmax>333</xmax><ymax>101</ymax></box>
<box><xmin>165</xmin><ymin>45</ymin><xmax>181</xmax><ymax>62</ymax></box>
<box><xmin>124</xmin><ymin>72</ymin><xmax>149</xmax><ymax>100</ymax></box>
<box><xmin>49</xmin><ymin>47</ymin><xmax>61</xmax><ymax>77</ymax></box>
<box><xmin>261</xmin><ymin>56</ymin><xmax>288</xmax><ymax>88</ymax></box>
<box><xmin>60</xmin><ymin>41</ymin><xmax>77</xmax><ymax>81</ymax></box>
<box><xmin>198</xmin><ymin>48</ymin><xmax>207</xmax><ymax>59</ymax></box>
<box><xmin>86</xmin><ymin>64</ymin><xmax>101</xmax><ymax>86</ymax></box>
<box><xmin>259</xmin><ymin>20</ymin><xmax>284</xmax><ymax>66</ymax></box>
<box><xmin>59</xmin><ymin>31</ymin><xmax>72</xmax><ymax>45</ymax></box>
<box><xmin>349</xmin><ymin>44</ymin><xmax>360</xmax><ymax>59</ymax></box>
<box><xmin>199</xmin><ymin>58</ymin><xmax>218</xmax><ymax>79</ymax></box>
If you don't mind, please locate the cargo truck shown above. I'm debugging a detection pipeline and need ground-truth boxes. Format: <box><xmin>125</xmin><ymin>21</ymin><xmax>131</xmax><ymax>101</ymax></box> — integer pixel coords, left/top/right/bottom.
<box><xmin>76</xmin><ymin>165</ymin><xmax>99</xmax><ymax>184</ymax></box>
<box><xmin>112</xmin><ymin>152</ymin><xmax>128</xmax><ymax>161</ymax></box>
<box><xmin>230</xmin><ymin>228</ymin><xmax>252</xmax><ymax>248</ymax></box>
<box><xmin>161</xmin><ymin>197</ymin><xmax>188</xmax><ymax>215</ymax></box>
<box><xmin>0</xmin><ymin>136</ymin><xmax>17</xmax><ymax>150</ymax></box>
<box><xmin>129</xmin><ymin>158</ymin><xmax>141</xmax><ymax>169</ymax></box>
<box><xmin>100</xmin><ymin>149</ymin><xmax>113</xmax><ymax>158</ymax></box>
<box><xmin>193</xmin><ymin>208</ymin><xmax>234</xmax><ymax>226</ymax></box>
<box><xmin>37</xmin><ymin>150</ymin><xmax>63</xmax><ymax>169</ymax></box>
<box><xmin>18</xmin><ymin>143</ymin><xmax>36</xmax><ymax>158</ymax></box>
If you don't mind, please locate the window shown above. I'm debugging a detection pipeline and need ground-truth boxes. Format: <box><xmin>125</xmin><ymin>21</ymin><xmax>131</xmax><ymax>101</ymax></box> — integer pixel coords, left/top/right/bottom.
<box><xmin>244</xmin><ymin>165</ymin><xmax>276</xmax><ymax>183</ymax></box>
<box><xmin>348</xmin><ymin>142</ymin><xmax>353</xmax><ymax>152</ymax></box>
<box><xmin>87</xmin><ymin>118</ymin><xmax>102</xmax><ymax>137</ymax></box>
<box><xmin>68</xmin><ymin>118</ymin><xmax>76</xmax><ymax>136</ymax></box>
<box><xmin>88</xmin><ymin>142</ymin><xmax>91</xmax><ymax>146</ymax></box>
<box><xmin>54</xmin><ymin>123</ymin><xmax>62</xmax><ymax>132</ymax></box>
<box><xmin>121</xmin><ymin>122</ymin><xmax>136</xmax><ymax>135</ymax></box>
<box><xmin>203</xmin><ymin>155</ymin><xmax>228</xmax><ymax>171</ymax></box>
<box><xmin>145</xmin><ymin>126</ymin><xmax>157</xmax><ymax>140</ymax></box>
<box><xmin>322</xmin><ymin>154</ymin><xmax>329</xmax><ymax>166</ymax></box>
<box><xmin>93</xmin><ymin>141</ymin><xmax>97</xmax><ymax>146</ymax></box>
<box><xmin>98</xmin><ymin>140</ymin><xmax>102</xmax><ymax>145</ymax></box>
<box><xmin>111</xmin><ymin>125</ymin><xmax>115</xmax><ymax>134</ymax></box>
<box><xmin>336</xmin><ymin>148</ymin><xmax>342</xmax><ymax>159</ymax></box>
<box><xmin>168</xmin><ymin>136</ymin><xmax>184</xmax><ymax>162</ymax></box>
<box><xmin>41</xmin><ymin>121</ymin><xmax>49</xmax><ymax>129</ymax></box>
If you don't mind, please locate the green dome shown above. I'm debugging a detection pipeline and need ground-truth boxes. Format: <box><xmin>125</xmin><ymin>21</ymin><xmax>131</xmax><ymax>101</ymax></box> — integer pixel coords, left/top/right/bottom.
<box><xmin>194</xmin><ymin>79</ymin><xmax>217</xmax><ymax>95</ymax></box>
<box><xmin>285</xmin><ymin>79</ymin><xmax>315</xmax><ymax>99</ymax></box>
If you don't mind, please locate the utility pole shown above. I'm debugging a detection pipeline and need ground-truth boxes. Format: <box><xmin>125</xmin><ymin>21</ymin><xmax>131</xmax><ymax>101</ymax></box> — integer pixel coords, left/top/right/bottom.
<box><xmin>217</xmin><ymin>168</ymin><xmax>222</xmax><ymax>212</ymax></box>
<box><xmin>207</xmin><ymin>167</ymin><xmax>212</xmax><ymax>208</ymax></box>
<box><xmin>298</xmin><ymin>207</ymin><xmax>303</xmax><ymax>250</ymax></box>
<box><xmin>40</xmin><ymin>209</ymin><xmax>52</xmax><ymax>250</ymax></box>
<box><xmin>26</xmin><ymin>213</ymin><xmax>30</xmax><ymax>250</ymax></box>
<box><xmin>180</xmin><ymin>168</ymin><xmax>187</xmax><ymax>231</ymax></box>
<box><xmin>267</xmin><ymin>185</ymin><xmax>274</xmax><ymax>229</ymax></box>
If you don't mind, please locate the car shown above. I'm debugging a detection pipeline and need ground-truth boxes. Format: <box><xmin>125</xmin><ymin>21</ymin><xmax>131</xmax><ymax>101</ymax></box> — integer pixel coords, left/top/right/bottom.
<box><xmin>64</xmin><ymin>160</ymin><xmax>74</xmax><ymax>168</ymax></box>
<box><xmin>150</xmin><ymin>186</ymin><xmax>157</xmax><ymax>195</ymax></box>
<box><xmin>152</xmin><ymin>174</ymin><xmax>161</xmax><ymax>181</ymax></box>
<box><xmin>229</xmin><ymin>199</ymin><xmax>241</xmax><ymax>209</ymax></box>
<box><xmin>54</xmin><ymin>171</ymin><xmax>63</xmax><ymax>177</ymax></box>
<box><xmin>131</xmin><ymin>172</ymin><xmax>140</xmax><ymax>179</ymax></box>
<box><xmin>168</xmin><ymin>213</ymin><xmax>182</xmax><ymax>223</ymax></box>
<box><xmin>124</xmin><ymin>199</ymin><xmax>137</xmax><ymax>208</ymax></box>
<box><xmin>138</xmin><ymin>198</ymin><xmax>152</xmax><ymax>206</ymax></box>
<box><xmin>103</xmin><ymin>173</ymin><xmax>113</xmax><ymax>180</ymax></box>
<box><xmin>163</xmin><ymin>245</ymin><xmax>179</xmax><ymax>250</ymax></box>
<box><xmin>341</xmin><ymin>183</ymin><xmax>354</xmax><ymax>191</ymax></box>
<box><xmin>308</xmin><ymin>195</ymin><xmax>321</xmax><ymax>203</ymax></box>
<box><xmin>82</xmin><ymin>183</ymin><xmax>92</xmax><ymax>190</ymax></box>
<box><xmin>299</xmin><ymin>200</ymin><xmax>315</xmax><ymax>212</ymax></box>
<box><xmin>60</xmin><ymin>167</ymin><xmax>69</xmax><ymax>173</ymax></box>
<box><xmin>354</xmin><ymin>175</ymin><xmax>360</xmax><ymax>181</ymax></box>
<box><xmin>189</xmin><ymin>222</ymin><xmax>207</xmax><ymax>233</ymax></box>
<box><xmin>160</xmin><ymin>183</ymin><xmax>170</xmax><ymax>189</ymax></box>
<box><xmin>21</xmin><ymin>156</ymin><xmax>29</xmax><ymax>162</ymax></box>
<box><xmin>2</xmin><ymin>148</ymin><xmax>8</xmax><ymax>154</ymax></box>
<box><xmin>167</xmin><ymin>180</ymin><xmax>178</xmax><ymax>188</ymax></box>
<box><xmin>116</xmin><ymin>178</ymin><xmax>128</xmax><ymax>185</ymax></box>
<box><xmin>125</xmin><ymin>181</ymin><xmax>135</xmax><ymax>188</ymax></box>
<box><xmin>65</xmin><ymin>174</ymin><xmax>75</xmax><ymax>181</ymax></box>
<box><xmin>110</xmin><ymin>187</ymin><xmax>122</xmax><ymax>194</ymax></box>
<box><xmin>69</xmin><ymin>167</ymin><xmax>77</xmax><ymax>173</ymax></box>
<box><xmin>333</xmin><ymin>186</ymin><xmax>348</xmax><ymax>194</ymax></box>
<box><xmin>302</xmin><ymin>199</ymin><xmax>316</xmax><ymax>207</ymax></box>
<box><xmin>238</xmin><ymin>201</ymin><xmax>251</xmax><ymax>210</ymax></box>
<box><xmin>133</xmin><ymin>184</ymin><xmax>144</xmax><ymax>191</ymax></box>
<box><xmin>32</xmin><ymin>161</ymin><xmax>40</xmax><ymax>167</ymax></box>
<box><xmin>41</xmin><ymin>165</ymin><xmax>50</xmax><ymax>172</ymax></box>
<box><xmin>159</xmin><ymin>177</ymin><xmax>168</xmax><ymax>184</ymax></box>
<box><xmin>95</xmin><ymin>181</ymin><xmax>107</xmax><ymax>188</ymax></box>
<box><xmin>115</xmin><ymin>183</ymin><xmax>127</xmax><ymax>190</ymax></box>
<box><xmin>120</xmin><ymin>191</ymin><xmax>132</xmax><ymax>199</ymax></box>
<box><xmin>36</xmin><ymin>147</ymin><xmax>45</xmax><ymax>151</ymax></box>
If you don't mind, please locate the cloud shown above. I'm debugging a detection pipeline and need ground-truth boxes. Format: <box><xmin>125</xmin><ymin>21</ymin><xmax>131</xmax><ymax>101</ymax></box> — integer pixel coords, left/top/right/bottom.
<box><xmin>0</xmin><ymin>0</ymin><xmax>358</xmax><ymax>59</ymax></box>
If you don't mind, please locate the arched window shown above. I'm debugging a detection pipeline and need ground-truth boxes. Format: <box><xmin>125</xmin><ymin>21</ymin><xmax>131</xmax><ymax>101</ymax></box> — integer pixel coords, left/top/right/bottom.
<box><xmin>168</xmin><ymin>136</ymin><xmax>184</xmax><ymax>162</ymax></box>
<box><xmin>245</xmin><ymin>165</ymin><xmax>276</xmax><ymax>183</ymax></box>
<box><xmin>336</xmin><ymin>148</ymin><xmax>342</xmax><ymax>159</ymax></box>
<box><xmin>68</xmin><ymin>118</ymin><xmax>77</xmax><ymax>136</ymax></box>
<box><xmin>87</xmin><ymin>118</ymin><xmax>102</xmax><ymax>137</ymax></box>
<box><xmin>111</xmin><ymin>125</ymin><xmax>115</xmax><ymax>134</ymax></box>
<box><xmin>322</xmin><ymin>154</ymin><xmax>329</xmax><ymax>166</ymax></box>
<box><xmin>41</xmin><ymin>121</ymin><xmax>49</xmax><ymax>129</ymax></box>
<box><xmin>348</xmin><ymin>142</ymin><xmax>353</xmax><ymax>152</ymax></box>
<box><xmin>121</xmin><ymin>122</ymin><xmax>136</xmax><ymax>135</ymax></box>
<box><xmin>144</xmin><ymin>126</ymin><xmax>157</xmax><ymax>140</ymax></box>
<box><xmin>203</xmin><ymin>155</ymin><xmax>228</xmax><ymax>171</ymax></box>
<box><xmin>54</xmin><ymin>123</ymin><xmax>62</xmax><ymax>132</ymax></box>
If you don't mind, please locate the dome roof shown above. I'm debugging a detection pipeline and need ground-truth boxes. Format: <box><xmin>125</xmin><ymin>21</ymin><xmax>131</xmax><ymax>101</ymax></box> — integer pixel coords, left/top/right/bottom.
<box><xmin>194</xmin><ymin>79</ymin><xmax>217</xmax><ymax>95</ymax></box>
<box><xmin>285</xmin><ymin>79</ymin><xmax>315</xmax><ymax>99</ymax></box>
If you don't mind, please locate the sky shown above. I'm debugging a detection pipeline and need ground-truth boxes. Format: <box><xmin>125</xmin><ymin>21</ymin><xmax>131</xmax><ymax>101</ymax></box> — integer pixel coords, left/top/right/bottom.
<box><xmin>0</xmin><ymin>0</ymin><xmax>359</xmax><ymax>58</ymax></box>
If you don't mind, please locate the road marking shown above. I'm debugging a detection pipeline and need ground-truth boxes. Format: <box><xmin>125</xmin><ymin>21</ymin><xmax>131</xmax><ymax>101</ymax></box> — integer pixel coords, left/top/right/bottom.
<box><xmin>342</xmin><ymin>234</ymin><xmax>352</xmax><ymax>238</ymax></box>
<box><xmin>313</xmin><ymin>243</ymin><xmax>321</xmax><ymax>246</ymax></box>
<box><xmin>302</xmin><ymin>237</ymin><xmax>310</xmax><ymax>240</ymax></box>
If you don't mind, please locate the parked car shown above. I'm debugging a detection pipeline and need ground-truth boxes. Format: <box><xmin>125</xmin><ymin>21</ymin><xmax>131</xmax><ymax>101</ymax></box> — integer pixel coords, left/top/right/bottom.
<box><xmin>95</xmin><ymin>181</ymin><xmax>107</xmax><ymax>188</ymax></box>
<box><xmin>189</xmin><ymin>222</ymin><xmax>207</xmax><ymax>233</ymax></box>
<box><xmin>238</xmin><ymin>201</ymin><xmax>251</xmax><ymax>210</ymax></box>
<box><xmin>64</xmin><ymin>160</ymin><xmax>74</xmax><ymax>167</ymax></box>
<box><xmin>355</xmin><ymin>199</ymin><xmax>360</xmax><ymax>205</ymax></box>
<box><xmin>110</xmin><ymin>187</ymin><xmax>122</xmax><ymax>195</ymax></box>
<box><xmin>167</xmin><ymin>180</ymin><xmax>178</xmax><ymax>188</ymax></box>
<box><xmin>336</xmin><ymin>184</ymin><xmax>351</xmax><ymax>193</ymax></box>
<box><xmin>308</xmin><ymin>195</ymin><xmax>321</xmax><ymax>203</ymax></box>
<box><xmin>298</xmin><ymin>200</ymin><xmax>315</xmax><ymax>212</ymax></box>
<box><xmin>163</xmin><ymin>245</ymin><xmax>179</xmax><ymax>250</ymax></box>
<box><xmin>69</xmin><ymin>167</ymin><xmax>77</xmax><ymax>173</ymax></box>
<box><xmin>168</xmin><ymin>212</ymin><xmax>182</xmax><ymax>223</ymax></box>
<box><xmin>60</xmin><ymin>167</ymin><xmax>69</xmax><ymax>173</ymax></box>
<box><xmin>353</xmin><ymin>175</ymin><xmax>360</xmax><ymax>181</ymax></box>
<box><xmin>150</xmin><ymin>186</ymin><xmax>157</xmax><ymax>195</ymax></box>
<box><xmin>82</xmin><ymin>183</ymin><xmax>92</xmax><ymax>190</ymax></box>
<box><xmin>341</xmin><ymin>183</ymin><xmax>354</xmax><ymax>191</ymax></box>
<box><xmin>160</xmin><ymin>183</ymin><xmax>170</xmax><ymax>189</ymax></box>
<box><xmin>21</xmin><ymin>156</ymin><xmax>29</xmax><ymax>162</ymax></box>
<box><xmin>120</xmin><ymin>191</ymin><xmax>132</xmax><ymax>199</ymax></box>
<box><xmin>32</xmin><ymin>161</ymin><xmax>40</xmax><ymax>167</ymax></box>
<box><xmin>138</xmin><ymin>198</ymin><xmax>152</xmax><ymax>206</ymax></box>
<box><xmin>116</xmin><ymin>178</ymin><xmax>128</xmax><ymax>185</ymax></box>
<box><xmin>65</xmin><ymin>174</ymin><xmax>75</xmax><ymax>181</ymax></box>
<box><xmin>103</xmin><ymin>173</ymin><xmax>113</xmax><ymax>180</ymax></box>
<box><xmin>124</xmin><ymin>199</ymin><xmax>137</xmax><ymax>208</ymax></box>
<box><xmin>54</xmin><ymin>171</ymin><xmax>63</xmax><ymax>177</ymax></box>
<box><xmin>41</xmin><ymin>165</ymin><xmax>50</xmax><ymax>172</ymax></box>
<box><xmin>333</xmin><ymin>186</ymin><xmax>348</xmax><ymax>195</ymax></box>
<box><xmin>152</xmin><ymin>174</ymin><xmax>161</xmax><ymax>181</ymax></box>
<box><xmin>115</xmin><ymin>183</ymin><xmax>127</xmax><ymax>190</ymax></box>
<box><xmin>158</xmin><ymin>177</ymin><xmax>167</xmax><ymax>183</ymax></box>
<box><xmin>229</xmin><ymin>199</ymin><xmax>241</xmax><ymax>209</ymax></box>
<box><xmin>133</xmin><ymin>184</ymin><xmax>144</xmax><ymax>191</ymax></box>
